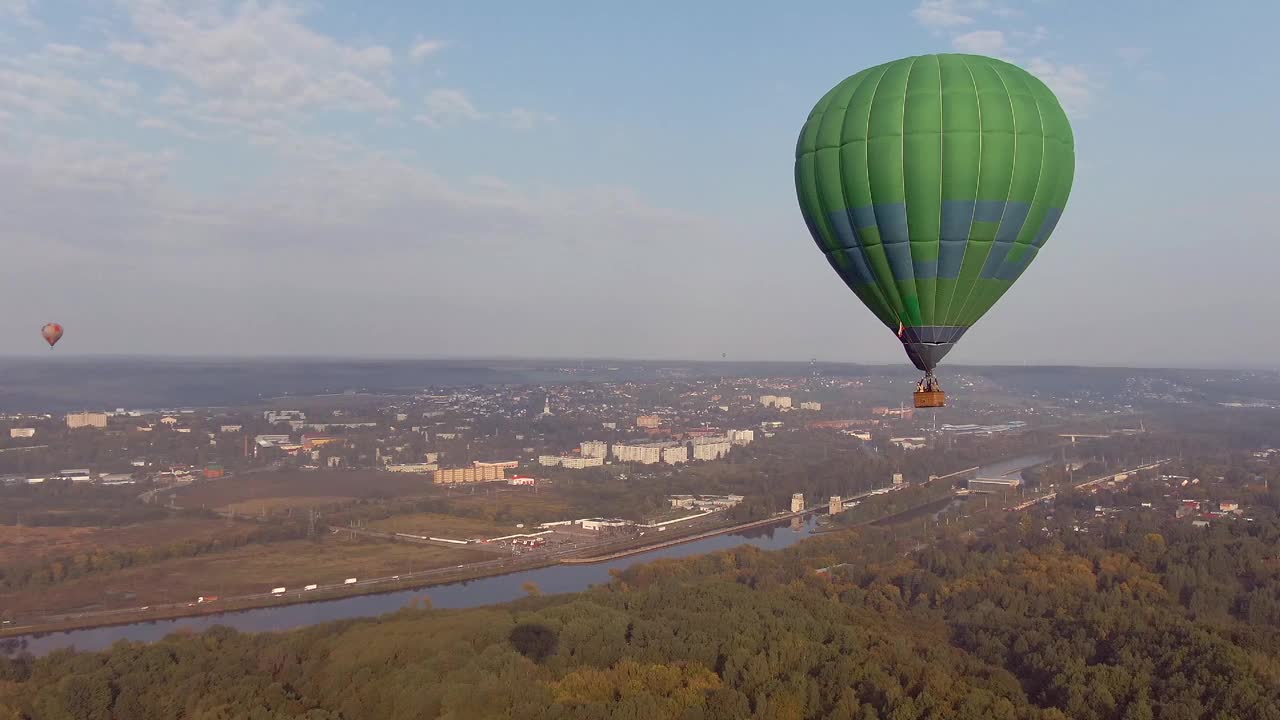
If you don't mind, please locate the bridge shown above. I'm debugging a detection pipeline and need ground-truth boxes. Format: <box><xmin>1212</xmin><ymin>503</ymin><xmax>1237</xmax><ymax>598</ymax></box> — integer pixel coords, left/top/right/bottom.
<box><xmin>927</xmin><ymin>466</ymin><xmax>979</xmax><ymax>483</ymax></box>
<box><xmin>1010</xmin><ymin>459</ymin><xmax>1172</xmax><ymax>511</ymax></box>
<box><xmin>1059</xmin><ymin>433</ymin><xmax>1110</xmax><ymax>443</ymax></box>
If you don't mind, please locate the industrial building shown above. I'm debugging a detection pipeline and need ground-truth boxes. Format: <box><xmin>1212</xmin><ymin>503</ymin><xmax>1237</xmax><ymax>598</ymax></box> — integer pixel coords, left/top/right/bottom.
<box><xmin>580</xmin><ymin>518</ymin><xmax>632</xmax><ymax>531</ymax></box>
<box><xmin>668</xmin><ymin>494</ymin><xmax>744</xmax><ymax>511</ymax></box>
<box><xmin>890</xmin><ymin>436</ymin><xmax>928</xmax><ymax>450</ymax></box>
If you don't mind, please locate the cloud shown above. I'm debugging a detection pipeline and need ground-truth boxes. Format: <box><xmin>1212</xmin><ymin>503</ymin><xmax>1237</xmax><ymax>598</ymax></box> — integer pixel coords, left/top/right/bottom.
<box><xmin>953</xmin><ymin>29</ymin><xmax>1006</xmax><ymax>55</ymax></box>
<box><xmin>912</xmin><ymin>2</ymin><xmax>1097</xmax><ymax>116</ymax></box>
<box><xmin>0</xmin><ymin>0</ymin><xmax>38</xmax><ymax>27</ymax></box>
<box><xmin>416</xmin><ymin>89</ymin><xmax>555</xmax><ymax>130</ymax></box>
<box><xmin>1117</xmin><ymin>47</ymin><xmax>1151</xmax><ymax>67</ymax></box>
<box><xmin>501</xmin><ymin>107</ymin><xmax>557</xmax><ymax>130</ymax></box>
<box><xmin>0</xmin><ymin>65</ymin><xmax>133</xmax><ymax>120</ymax></box>
<box><xmin>415</xmin><ymin>88</ymin><xmax>483</xmax><ymax>127</ymax></box>
<box><xmin>1011</xmin><ymin>25</ymin><xmax>1048</xmax><ymax>47</ymax></box>
<box><xmin>409</xmin><ymin>38</ymin><xmax>445</xmax><ymax>62</ymax></box>
<box><xmin>913</xmin><ymin>0</ymin><xmax>978</xmax><ymax>28</ymax></box>
<box><xmin>1025</xmin><ymin>58</ymin><xmax>1096</xmax><ymax>115</ymax></box>
<box><xmin>108</xmin><ymin>0</ymin><xmax>399</xmax><ymax>128</ymax></box>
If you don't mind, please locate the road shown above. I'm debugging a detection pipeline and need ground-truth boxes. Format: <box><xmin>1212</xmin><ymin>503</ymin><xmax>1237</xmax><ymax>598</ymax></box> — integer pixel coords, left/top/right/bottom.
<box><xmin>1</xmin><ymin>457</ymin><xmax>1030</xmax><ymax>635</ymax></box>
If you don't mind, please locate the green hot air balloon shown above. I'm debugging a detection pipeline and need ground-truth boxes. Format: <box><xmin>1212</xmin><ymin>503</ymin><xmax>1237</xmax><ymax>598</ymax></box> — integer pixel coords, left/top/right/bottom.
<box><xmin>795</xmin><ymin>53</ymin><xmax>1074</xmax><ymax>407</ymax></box>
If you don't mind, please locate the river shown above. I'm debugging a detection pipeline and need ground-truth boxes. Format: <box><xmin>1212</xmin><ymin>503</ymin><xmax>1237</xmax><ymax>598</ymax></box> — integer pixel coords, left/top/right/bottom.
<box><xmin>5</xmin><ymin>517</ymin><xmax>816</xmax><ymax>657</ymax></box>
<box><xmin>5</xmin><ymin>453</ymin><xmax>1054</xmax><ymax>657</ymax></box>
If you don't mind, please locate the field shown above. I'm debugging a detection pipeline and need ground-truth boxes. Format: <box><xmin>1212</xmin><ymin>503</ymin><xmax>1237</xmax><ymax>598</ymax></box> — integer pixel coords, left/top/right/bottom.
<box><xmin>176</xmin><ymin>470</ymin><xmax>432</xmax><ymax>511</ymax></box>
<box><xmin>442</xmin><ymin>488</ymin><xmax>575</xmax><ymax>523</ymax></box>
<box><xmin>0</xmin><ymin>535</ymin><xmax>489</xmax><ymax>617</ymax></box>
<box><xmin>0</xmin><ymin>519</ymin><xmax>248</xmax><ymax>566</ymax></box>
<box><xmin>223</xmin><ymin>496</ymin><xmax>355</xmax><ymax>515</ymax></box>
<box><xmin>368</xmin><ymin>513</ymin><xmax>514</xmax><ymax>539</ymax></box>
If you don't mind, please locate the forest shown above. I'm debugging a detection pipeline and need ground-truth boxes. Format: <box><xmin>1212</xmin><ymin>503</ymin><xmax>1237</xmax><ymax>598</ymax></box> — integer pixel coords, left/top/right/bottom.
<box><xmin>2</xmin><ymin>506</ymin><xmax>1278</xmax><ymax>719</ymax></box>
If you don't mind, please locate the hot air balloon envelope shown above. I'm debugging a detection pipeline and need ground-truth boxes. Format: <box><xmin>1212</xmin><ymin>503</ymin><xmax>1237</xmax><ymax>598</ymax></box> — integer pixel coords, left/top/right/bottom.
<box><xmin>794</xmin><ymin>54</ymin><xmax>1075</xmax><ymax>386</ymax></box>
<box><xmin>41</xmin><ymin>323</ymin><xmax>63</xmax><ymax>348</ymax></box>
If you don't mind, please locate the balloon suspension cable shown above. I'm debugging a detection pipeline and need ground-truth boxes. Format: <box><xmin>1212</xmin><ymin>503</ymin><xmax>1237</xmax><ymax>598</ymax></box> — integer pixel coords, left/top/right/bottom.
<box><xmin>916</xmin><ymin>372</ymin><xmax>941</xmax><ymax>393</ymax></box>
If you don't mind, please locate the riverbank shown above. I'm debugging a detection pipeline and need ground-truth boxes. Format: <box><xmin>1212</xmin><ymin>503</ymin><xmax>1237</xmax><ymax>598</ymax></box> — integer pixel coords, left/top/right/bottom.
<box><xmin>0</xmin><ymin>555</ymin><xmax>558</xmax><ymax>641</ymax></box>
<box><xmin>0</xmin><ymin>511</ymin><xmax>791</xmax><ymax>640</ymax></box>
<box><xmin>3</xmin><ymin>517</ymin><xmax>820</xmax><ymax>656</ymax></box>
<box><xmin>0</xmin><ymin>454</ymin><xmax>1053</xmax><ymax>644</ymax></box>
<box><xmin>561</xmin><ymin>511</ymin><xmax>807</xmax><ymax>563</ymax></box>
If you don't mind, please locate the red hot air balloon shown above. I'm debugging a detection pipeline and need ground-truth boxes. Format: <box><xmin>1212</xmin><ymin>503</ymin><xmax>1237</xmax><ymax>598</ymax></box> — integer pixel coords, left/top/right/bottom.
<box><xmin>41</xmin><ymin>323</ymin><xmax>63</xmax><ymax>348</ymax></box>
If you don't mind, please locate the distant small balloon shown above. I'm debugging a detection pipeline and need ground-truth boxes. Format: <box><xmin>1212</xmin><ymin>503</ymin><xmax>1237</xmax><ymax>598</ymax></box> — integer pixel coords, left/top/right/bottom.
<box><xmin>41</xmin><ymin>323</ymin><xmax>63</xmax><ymax>348</ymax></box>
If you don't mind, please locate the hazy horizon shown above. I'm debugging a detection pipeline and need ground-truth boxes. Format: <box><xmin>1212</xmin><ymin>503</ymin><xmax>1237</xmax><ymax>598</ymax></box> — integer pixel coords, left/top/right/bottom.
<box><xmin>4</xmin><ymin>1</ymin><xmax>1278</xmax><ymax>368</ymax></box>
<box><xmin>0</xmin><ymin>353</ymin><xmax>1274</xmax><ymax>374</ymax></box>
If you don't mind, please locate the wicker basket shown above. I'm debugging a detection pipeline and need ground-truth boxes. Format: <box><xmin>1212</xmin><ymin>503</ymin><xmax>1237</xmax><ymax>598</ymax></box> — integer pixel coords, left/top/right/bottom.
<box><xmin>913</xmin><ymin>390</ymin><xmax>946</xmax><ymax>408</ymax></box>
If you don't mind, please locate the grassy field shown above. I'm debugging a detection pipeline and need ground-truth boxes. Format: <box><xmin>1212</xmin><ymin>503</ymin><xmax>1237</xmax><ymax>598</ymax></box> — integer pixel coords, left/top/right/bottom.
<box><xmin>0</xmin><ymin>519</ymin><xmax>250</xmax><ymax>566</ymax></box>
<box><xmin>222</xmin><ymin>496</ymin><xmax>355</xmax><ymax>515</ymax></box>
<box><xmin>442</xmin><ymin>487</ymin><xmax>575</xmax><ymax>522</ymax></box>
<box><xmin>176</xmin><ymin>470</ymin><xmax>432</xmax><ymax>511</ymax></box>
<box><xmin>368</xmin><ymin>513</ymin><xmax>514</xmax><ymax>539</ymax></box>
<box><xmin>0</xmin><ymin>535</ymin><xmax>489</xmax><ymax>617</ymax></box>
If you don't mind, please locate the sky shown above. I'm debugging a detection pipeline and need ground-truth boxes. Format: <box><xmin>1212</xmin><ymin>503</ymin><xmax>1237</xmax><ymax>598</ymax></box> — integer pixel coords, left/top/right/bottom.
<box><xmin>2</xmin><ymin>0</ymin><xmax>1278</xmax><ymax>368</ymax></box>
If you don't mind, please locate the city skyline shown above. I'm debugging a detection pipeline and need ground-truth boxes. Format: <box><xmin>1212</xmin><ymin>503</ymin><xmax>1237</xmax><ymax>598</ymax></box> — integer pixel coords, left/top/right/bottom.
<box><xmin>3</xmin><ymin>1</ymin><xmax>1278</xmax><ymax>368</ymax></box>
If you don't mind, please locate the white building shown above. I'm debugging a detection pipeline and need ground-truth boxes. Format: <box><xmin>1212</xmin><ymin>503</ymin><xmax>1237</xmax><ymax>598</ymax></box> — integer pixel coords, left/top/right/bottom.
<box><xmin>691</xmin><ymin>437</ymin><xmax>731</xmax><ymax>461</ymax></box>
<box><xmin>220</xmin><ymin>424</ymin><xmax>242</xmax><ymax>433</ymax></box>
<box><xmin>727</xmin><ymin>429</ymin><xmax>755</xmax><ymax>445</ymax></box>
<box><xmin>662</xmin><ymin>444</ymin><xmax>689</xmax><ymax>464</ymax></box>
<box><xmin>890</xmin><ymin>437</ymin><xmax>928</xmax><ymax>451</ymax></box>
<box><xmin>264</xmin><ymin>410</ymin><xmax>305</xmax><ymax>424</ymax></box>
<box><xmin>386</xmin><ymin>463</ymin><xmax>440</xmax><ymax>473</ymax></box>
<box><xmin>612</xmin><ymin>443</ymin><xmax>665</xmax><ymax>465</ymax></box>
<box><xmin>580</xmin><ymin>518</ymin><xmax>632</xmax><ymax>531</ymax></box>
<box><xmin>790</xmin><ymin>493</ymin><xmax>805</xmax><ymax>512</ymax></box>
<box><xmin>776</xmin><ymin>396</ymin><xmax>793</xmax><ymax>409</ymax></box>
<box><xmin>538</xmin><ymin>455</ymin><xmax>604</xmax><ymax>469</ymax></box>
<box><xmin>8</xmin><ymin>428</ymin><xmax>35</xmax><ymax>439</ymax></box>
<box><xmin>759</xmin><ymin>395</ymin><xmax>778</xmax><ymax>407</ymax></box>
<box><xmin>800</xmin><ymin>401</ymin><xmax>822</xmax><ymax>411</ymax></box>
<box><xmin>580</xmin><ymin>440</ymin><xmax>608</xmax><ymax>459</ymax></box>
<box><xmin>66</xmin><ymin>412</ymin><xmax>107</xmax><ymax>429</ymax></box>
<box><xmin>669</xmin><ymin>494</ymin><xmax>695</xmax><ymax>509</ymax></box>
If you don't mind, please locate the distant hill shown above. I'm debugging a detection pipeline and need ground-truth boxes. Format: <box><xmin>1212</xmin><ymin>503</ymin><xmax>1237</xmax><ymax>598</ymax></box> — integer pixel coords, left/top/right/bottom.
<box><xmin>0</xmin><ymin>357</ymin><xmax>1273</xmax><ymax>412</ymax></box>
